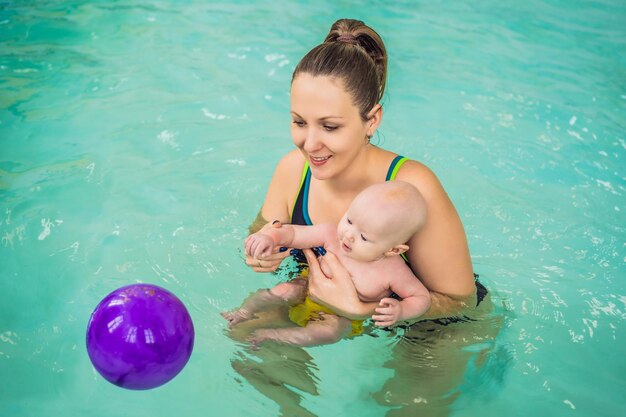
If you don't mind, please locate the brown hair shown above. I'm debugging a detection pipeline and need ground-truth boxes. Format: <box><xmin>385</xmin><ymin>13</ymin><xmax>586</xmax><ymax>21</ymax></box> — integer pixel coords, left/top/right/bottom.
<box><xmin>292</xmin><ymin>19</ymin><xmax>388</xmax><ymax>121</ymax></box>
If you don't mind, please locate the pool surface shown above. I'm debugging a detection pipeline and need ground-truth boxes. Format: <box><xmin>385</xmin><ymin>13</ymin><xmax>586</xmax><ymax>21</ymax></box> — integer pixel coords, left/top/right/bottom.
<box><xmin>1</xmin><ymin>1</ymin><xmax>625</xmax><ymax>416</ymax></box>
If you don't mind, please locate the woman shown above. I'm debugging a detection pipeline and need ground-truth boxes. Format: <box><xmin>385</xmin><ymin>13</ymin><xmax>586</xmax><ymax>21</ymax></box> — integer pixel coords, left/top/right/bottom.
<box><xmin>246</xmin><ymin>18</ymin><xmax>479</xmax><ymax>322</ymax></box>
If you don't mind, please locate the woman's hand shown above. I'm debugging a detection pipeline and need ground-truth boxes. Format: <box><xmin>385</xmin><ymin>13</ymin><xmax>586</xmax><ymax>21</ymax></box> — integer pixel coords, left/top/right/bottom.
<box><xmin>304</xmin><ymin>249</ymin><xmax>376</xmax><ymax>320</ymax></box>
<box><xmin>244</xmin><ymin>220</ymin><xmax>290</xmax><ymax>272</ymax></box>
<box><xmin>244</xmin><ymin>246</ymin><xmax>290</xmax><ymax>272</ymax></box>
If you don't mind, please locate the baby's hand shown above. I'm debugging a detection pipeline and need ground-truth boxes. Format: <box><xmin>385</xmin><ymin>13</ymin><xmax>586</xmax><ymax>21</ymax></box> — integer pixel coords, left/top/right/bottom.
<box><xmin>244</xmin><ymin>233</ymin><xmax>276</xmax><ymax>258</ymax></box>
<box><xmin>371</xmin><ymin>298</ymin><xmax>402</xmax><ymax>327</ymax></box>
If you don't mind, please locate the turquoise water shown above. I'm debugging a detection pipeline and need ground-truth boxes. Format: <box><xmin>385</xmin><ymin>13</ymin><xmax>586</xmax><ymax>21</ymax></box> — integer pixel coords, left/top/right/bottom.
<box><xmin>1</xmin><ymin>1</ymin><xmax>625</xmax><ymax>416</ymax></box>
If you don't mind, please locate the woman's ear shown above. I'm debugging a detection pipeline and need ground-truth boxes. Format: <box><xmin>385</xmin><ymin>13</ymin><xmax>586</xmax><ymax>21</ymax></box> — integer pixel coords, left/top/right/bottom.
<box><xmin>383</xmin><ymin>244</ymin><xmax>409</xmax><ymax>257</ymax></box>
<box><xmin>366</xmin><ymin>104</ymin><xmax>383</xmax><ymax>137</ymax></box>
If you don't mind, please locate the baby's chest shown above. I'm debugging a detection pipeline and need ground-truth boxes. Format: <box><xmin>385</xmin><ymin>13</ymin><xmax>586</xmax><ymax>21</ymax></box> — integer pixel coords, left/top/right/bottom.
<box><xmin>350</xmin><ymin>267</ymin><xmax>391</xmax><ymax>301</ymax></box>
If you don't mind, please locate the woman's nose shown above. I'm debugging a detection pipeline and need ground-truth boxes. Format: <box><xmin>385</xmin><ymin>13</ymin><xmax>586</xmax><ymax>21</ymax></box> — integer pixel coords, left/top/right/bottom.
<box><xmin>303</xmin><ymin>129</ymin><xmax>321</xmax><ymax>152</ymax></box>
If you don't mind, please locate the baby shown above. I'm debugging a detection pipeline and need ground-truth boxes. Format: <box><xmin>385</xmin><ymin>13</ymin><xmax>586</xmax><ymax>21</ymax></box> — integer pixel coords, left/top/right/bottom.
<box><xmin>223</xmin><ymin>181</ymin><xmax>430</xmax><ymax>346</ymax></box>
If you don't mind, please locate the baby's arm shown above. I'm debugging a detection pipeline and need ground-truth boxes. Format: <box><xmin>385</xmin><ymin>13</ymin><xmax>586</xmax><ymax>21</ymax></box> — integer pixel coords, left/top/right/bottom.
<box><xmin>372</xmin><ymin>264</ymin><xmax>431</xmax><ymax>327</ymax></box>
<box><xmin>244</xmin><ymin>223</ymin><xmax>336</xmax><ymax>258</ymax></box>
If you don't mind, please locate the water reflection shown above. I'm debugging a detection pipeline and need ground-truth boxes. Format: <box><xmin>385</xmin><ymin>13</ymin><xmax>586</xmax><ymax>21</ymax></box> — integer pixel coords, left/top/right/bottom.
<box><xmin>224</xmin><ymin>288</ymin><xmax>508</xmax><ymax>417</ymax></box>
<box><xmin>225</xmin><ymin>307</ymin><xmax>320</xmax><ymax>417</ymax></box>
<box><xmin>371</xmin><ymin>291</ymin><xmax>507</xmax><ymax>417</ymax></box>
<box><xmin>231</xmin><ymin>347</ymin><xmax>320</xmax><ymax>417</ymax></box>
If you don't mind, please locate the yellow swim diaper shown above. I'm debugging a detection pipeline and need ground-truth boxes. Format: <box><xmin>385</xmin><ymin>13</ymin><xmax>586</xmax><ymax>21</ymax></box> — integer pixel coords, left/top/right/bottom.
<box><xmin>289</xmin><ymin>296</ymin><xmax>363</xmax><ymax>337</ymax></box>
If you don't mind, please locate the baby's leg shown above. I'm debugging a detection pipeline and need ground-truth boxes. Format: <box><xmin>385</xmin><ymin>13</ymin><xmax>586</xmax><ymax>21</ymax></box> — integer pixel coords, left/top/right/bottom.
<box><xmin>249</xmin><ymin>314</ymin><xmax>353</xmax><ymax>347</ymax></box>
<box><xmin>222</xmin><ymin>278</ymin><xmax>307</xmax><ymax>327</ymax></box>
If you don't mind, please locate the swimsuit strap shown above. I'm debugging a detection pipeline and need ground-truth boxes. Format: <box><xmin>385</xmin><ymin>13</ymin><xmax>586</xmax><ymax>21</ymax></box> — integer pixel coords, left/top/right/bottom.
<box><xmin>386</xmin><ymin>155</ymin><xmax>408</xmax><ymax>181</ymax></box>
<box><xmin>298</xmin><ymin>161</ymin><xmax>310</xmax><ymax>189</ymax></box>
<box><xmin>385</xmin><ymin>155</ymin><xmax>410</xmax><ymax>264</ymax></box>
<box><xmin>290</xmin><ymin>162</ymin><xmax>312</xmax><ymax>225</ymax></box>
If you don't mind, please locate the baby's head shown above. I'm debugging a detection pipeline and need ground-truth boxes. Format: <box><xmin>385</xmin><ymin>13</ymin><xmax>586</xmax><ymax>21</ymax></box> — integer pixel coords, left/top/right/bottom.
<box><xmin>337</xmin><ymin>181</ymin><xmax>427</xmax><ymax>262</ymax></box>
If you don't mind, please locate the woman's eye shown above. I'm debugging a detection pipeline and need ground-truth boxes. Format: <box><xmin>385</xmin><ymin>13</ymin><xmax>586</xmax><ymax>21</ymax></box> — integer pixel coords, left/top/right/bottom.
<box><xmin>323</xmin><ymin>125</ymin><xmax>338</xmax><ymax>132</ymax></box>
<box><xmin>360</xmin><ymin>234</ymin><xmax>368</xmax><ymax>242</ymax></box>
<box><xmin>292</xmin><ymin>120</ymin><xmax>305</xmax><ymax>127</ymax></box>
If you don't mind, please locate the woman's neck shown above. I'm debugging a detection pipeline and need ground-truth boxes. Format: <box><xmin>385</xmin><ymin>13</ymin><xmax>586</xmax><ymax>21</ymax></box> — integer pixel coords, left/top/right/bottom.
<box><xmin>324</xmin><ymin>145</ymin><xmax>379</xmax><ymax>196</ymax></box>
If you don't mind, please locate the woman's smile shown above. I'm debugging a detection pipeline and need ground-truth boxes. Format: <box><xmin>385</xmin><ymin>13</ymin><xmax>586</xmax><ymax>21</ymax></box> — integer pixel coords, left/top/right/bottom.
<box><xmin>309</xmin><ymin>155</ymin><xmax>332</xmax><ymax>166</ymax></box>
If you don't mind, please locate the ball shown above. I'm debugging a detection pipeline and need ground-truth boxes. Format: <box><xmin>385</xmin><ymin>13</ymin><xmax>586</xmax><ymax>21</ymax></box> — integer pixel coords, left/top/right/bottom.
<box><xmin>86</xmin><ymin>284</ymin><xmax>194</xmax><ymax>390</ymax></box>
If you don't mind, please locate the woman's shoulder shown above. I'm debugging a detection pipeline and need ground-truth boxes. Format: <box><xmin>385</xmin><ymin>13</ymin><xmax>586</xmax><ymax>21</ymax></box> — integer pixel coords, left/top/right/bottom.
<box><xmin>274</xmin><ymin>149</ymin><xmax>306</xmax><ymax>177</ymax></box>
<box><xmin>261</xmin><ymin>149</ymin><xmax>306</xmax><ymax>222</ymax></box>
<box><xmin>393</xmin><ymin>158</ymin><xmax>446</xmax><ymax>200</ymax></box>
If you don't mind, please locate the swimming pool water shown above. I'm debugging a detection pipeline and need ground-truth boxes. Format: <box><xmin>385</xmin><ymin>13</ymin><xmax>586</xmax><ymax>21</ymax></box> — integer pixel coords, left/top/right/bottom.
<box><xmin>1</xmin><ymin>1</ymin><xmax>624</xmax><ymax>416</ymax></box>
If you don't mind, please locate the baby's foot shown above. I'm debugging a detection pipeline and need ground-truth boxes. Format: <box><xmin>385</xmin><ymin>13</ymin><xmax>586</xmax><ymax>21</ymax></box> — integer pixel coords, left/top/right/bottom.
<box><xmin>221</xmin><ymin>309</ymin><xmax>254</xmax><ymax>328</ymax></box>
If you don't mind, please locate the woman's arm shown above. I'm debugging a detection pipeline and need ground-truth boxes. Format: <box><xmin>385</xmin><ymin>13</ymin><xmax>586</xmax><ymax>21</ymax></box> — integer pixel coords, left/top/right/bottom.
<box><xmin>418</xmin><ymin>291</ymin><xmax>476</xmax><ymax>320</ymax></box>
<box><xmin>397</xmin><ymin>161</ymin><xmax>477</xmax><ymax>318</ymax></box>
<box><xmin>245</xmin><ymin>151</ymin><xmax>305</xmax><ymax>272</ymax></box>
<box><xmin>259</xmin><ymin>150</ymin><xmax>304</xmax><ymax>225</ymax></box>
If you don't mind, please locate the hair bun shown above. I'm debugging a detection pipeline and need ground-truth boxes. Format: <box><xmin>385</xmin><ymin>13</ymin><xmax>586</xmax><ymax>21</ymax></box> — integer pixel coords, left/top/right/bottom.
<box><xmin>293</xmin><ymin>18</ymin><xmax>388</xmax><ymax>119</ymax></box>
<box><xmin>336</xmin><ymin>34</ymin><xmax>359</xmax><ymax>45</ymax></box>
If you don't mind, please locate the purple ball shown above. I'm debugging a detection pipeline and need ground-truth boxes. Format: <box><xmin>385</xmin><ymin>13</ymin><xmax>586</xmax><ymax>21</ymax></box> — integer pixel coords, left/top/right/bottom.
<box><xmin>86</xmin><ymin>284</ymin><xmax>194</xmax><ymax>390</ymax></box>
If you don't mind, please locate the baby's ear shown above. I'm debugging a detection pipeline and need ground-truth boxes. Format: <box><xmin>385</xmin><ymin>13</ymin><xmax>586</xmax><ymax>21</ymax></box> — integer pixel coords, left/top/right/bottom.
<box><xmin>384</xmin><ymin>244</ymin><xmax>409</xmax><ymax>257</ymax></box>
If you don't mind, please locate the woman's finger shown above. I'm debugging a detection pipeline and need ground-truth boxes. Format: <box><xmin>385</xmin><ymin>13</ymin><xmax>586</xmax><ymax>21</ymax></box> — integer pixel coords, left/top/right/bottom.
<box><xmin>245</xmin><ymin>257</ymin><xmax>263</xmax><ymax>268</ymax></box>
<box><xmin>316</xmin><ymin>250</ymin><xmax>340</xmax><ymax>270</ymax></box>
<box><xmin>316</xmin><ymin>250</ymin><xmax>351</xmax><ymax>281</ymax></box>
<box><xmin>251</xmin><ymin>247</ymin><xmax>289</xmax><ymax>262</ymax></box>
<box><xmin>248</xmin><ymin>262</ymin><xmax>278</xmax><ymax>272</ymax></box>
<box><xmin>264</xmin><ymin>246</ymin><xmax>291</xmax><ymax>260</ymax></box>
<box><xmin>245</xmin><ymin>249</ymin><xmax>289</xmax><ymax>272</ymax></box>
<box><xmin>302</xmin><ymin>248</ymin><xmax>324</xmax><ymax>275</ymax></box>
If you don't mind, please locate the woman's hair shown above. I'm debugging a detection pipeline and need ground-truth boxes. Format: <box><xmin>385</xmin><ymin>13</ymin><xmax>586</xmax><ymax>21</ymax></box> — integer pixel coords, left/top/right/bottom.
<box><xmin>292</xmin><ymin>19</ymin><xmax>387</xmax><ymax>121</ymax></box>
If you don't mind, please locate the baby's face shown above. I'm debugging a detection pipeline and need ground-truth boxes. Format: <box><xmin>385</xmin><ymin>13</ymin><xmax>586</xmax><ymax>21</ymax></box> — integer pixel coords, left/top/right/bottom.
<box><xmin>336</xmin><ymin>198</ymin><xmax>403</xmax><ymax>262</ymax></box>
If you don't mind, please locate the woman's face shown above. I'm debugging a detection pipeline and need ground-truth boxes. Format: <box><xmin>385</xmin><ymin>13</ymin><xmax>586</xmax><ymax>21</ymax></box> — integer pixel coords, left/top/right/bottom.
<box><xmin>290</xmin><ymin>74</ymin><xmax>373</xmax><ymax>180</ymax></box>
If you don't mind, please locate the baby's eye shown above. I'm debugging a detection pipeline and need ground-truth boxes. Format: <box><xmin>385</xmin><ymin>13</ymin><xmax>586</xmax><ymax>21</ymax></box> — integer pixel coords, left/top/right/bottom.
<box><xmin>360</xmin><ymin>234</ymin><xmax>367</xmax><ymax>242</ymax></box>
<box><xmin>346</xmin><ymin>218</ymin><xmax>352</xmax><ymax>225</ymax></box>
